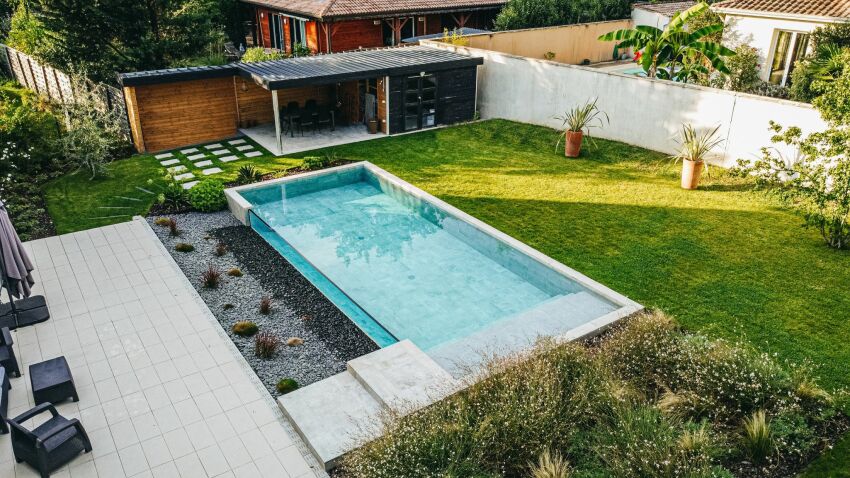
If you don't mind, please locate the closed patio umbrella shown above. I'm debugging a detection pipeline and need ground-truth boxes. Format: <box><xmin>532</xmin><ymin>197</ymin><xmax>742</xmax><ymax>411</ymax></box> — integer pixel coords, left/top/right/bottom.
<box><xmin>0</xmin><ymin>199</ymin><xmax>49</xmax><ymax>329</ymax></box>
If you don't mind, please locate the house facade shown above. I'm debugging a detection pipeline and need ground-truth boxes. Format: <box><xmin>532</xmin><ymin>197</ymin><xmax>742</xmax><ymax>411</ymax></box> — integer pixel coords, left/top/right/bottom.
<box><xmin>242</xmin><ymin>0</ymin><xmax>504</xmax><ymax>54</ymax></box>
<box><xmin>713</xmin><ymin>0</ymin><xmax>850</xmax><ymax>86</ymax></box>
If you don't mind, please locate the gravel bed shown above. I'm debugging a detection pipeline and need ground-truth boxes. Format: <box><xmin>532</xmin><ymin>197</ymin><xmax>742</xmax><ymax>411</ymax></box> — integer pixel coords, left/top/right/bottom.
<box><xmin>147</xmin><ymin>211</ymin><xmax>378</xmax><ymax>394</ymax></box>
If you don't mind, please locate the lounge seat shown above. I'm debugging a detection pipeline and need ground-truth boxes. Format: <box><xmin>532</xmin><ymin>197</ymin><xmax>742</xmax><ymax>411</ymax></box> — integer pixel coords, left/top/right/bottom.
<box><xmin>7</xmin><ymin>403</ymin><xmax>92</xmax><ymax>477</ymax></box>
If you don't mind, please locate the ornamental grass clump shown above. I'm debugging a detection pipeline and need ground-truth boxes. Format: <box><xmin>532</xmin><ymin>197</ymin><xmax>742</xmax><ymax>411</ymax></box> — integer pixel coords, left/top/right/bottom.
<box><xmin>742</xmin><ymin>410</ymin><xmax>774</xmax><ymax>465</ymax></box>
<box><xmin>529</xmin><ymin>450</ymin><xmax>570</xmax><ymax>478</ymax></box>
<box><xmin>232</xmin><ymin>320</ymin><xmax>258</xmax><ymax>337</ymax></box>
<box><xmin>259</xmin><ymin>295</ymin><xmax>272</xmax><ymax>315</ymax></box>
<box><xmin>201</xmin><ymin>265</ymin><xmax>221</xmax><ymax>289</ymax></box>
<box><xmin>254</xmin><ymin>332</ymin><xmax>280</xmax><ymax>359</ymax></box>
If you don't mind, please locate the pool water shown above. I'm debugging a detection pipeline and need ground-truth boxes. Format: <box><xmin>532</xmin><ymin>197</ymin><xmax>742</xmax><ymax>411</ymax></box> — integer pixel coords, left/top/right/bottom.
<box><xmin>241</xmin><ymin>166</ymin><xmax>619</xmax><ymax>368</ymax></box>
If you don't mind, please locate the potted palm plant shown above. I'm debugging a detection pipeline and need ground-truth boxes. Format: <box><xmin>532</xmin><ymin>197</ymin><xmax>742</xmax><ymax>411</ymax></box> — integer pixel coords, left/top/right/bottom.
<box><xmin>673</xmin><ymin>124</ymin><xmax>724</xmax><ymax>190</ymax></box>
<box><xmin>555</xmin><ymin>99</ymin><xmax>609</xmax><ymax>158</ymax></box>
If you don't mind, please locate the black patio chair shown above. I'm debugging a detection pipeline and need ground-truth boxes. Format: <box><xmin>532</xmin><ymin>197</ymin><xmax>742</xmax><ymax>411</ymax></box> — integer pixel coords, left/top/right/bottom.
<box><xmin>301</xmin><ymin>101</ymin><xmax>317</xmax><ymax>135</ymax></box>
<box><xmin>284</xmin><ymin>102</ymin><xmax>301</xmax><ymax>138</ymax></box>
<box><xmin>7</xmin><ymin>403</ymin><xmax>92</xmax><ymax>477</ymax></box>
<box><xmin>0</xmin><ymin>367</ymin><xmax>10</xmax><ymax>434</ymax></box>
<box><xmin>0</xmin><ymin>326</ymin><xmax>21</xmax><ymax>378</ymax></box>
<box><xmin>317</xmin><ymin>105</ymin><xmax>335</xmax><ymax>132</ymax></box>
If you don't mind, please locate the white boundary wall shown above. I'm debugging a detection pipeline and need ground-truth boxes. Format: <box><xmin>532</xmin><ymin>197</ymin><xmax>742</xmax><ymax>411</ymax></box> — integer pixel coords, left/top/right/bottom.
<box><xmin>424</xmin><ymin>41</ymin><xmax>827</xmax><ymax>166</ymax></box>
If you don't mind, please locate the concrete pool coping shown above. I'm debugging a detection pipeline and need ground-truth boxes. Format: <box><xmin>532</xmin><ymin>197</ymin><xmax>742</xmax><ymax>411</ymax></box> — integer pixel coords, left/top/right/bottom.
<box><xmin>224</xmin><ymin>162</ymin><xmax>643</xmax><ymax>469</ymax></box>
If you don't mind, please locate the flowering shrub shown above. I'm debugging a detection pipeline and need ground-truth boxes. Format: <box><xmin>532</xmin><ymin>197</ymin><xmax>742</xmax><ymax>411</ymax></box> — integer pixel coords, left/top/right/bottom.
<box><xmin>341</xmin><ymin>310</ymin><xmax>845</xmax><ymax>478</ymax></box>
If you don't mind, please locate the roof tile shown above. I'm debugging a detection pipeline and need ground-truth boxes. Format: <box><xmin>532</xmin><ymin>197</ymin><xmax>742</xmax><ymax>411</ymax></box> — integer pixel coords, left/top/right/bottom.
<box><xmin>634</xmin><ymin>1</ymin><xmax>697</xmax><ymax>16</ymax></box>
<box><xmin>712</xmin><ymin>0</ymin><xmax>850</xmax><ymax>19</ymax></box>
<box><xmin>244</xmin><ymin>0</ymin><xmax>506</xmax><ymax>19</ymax></box>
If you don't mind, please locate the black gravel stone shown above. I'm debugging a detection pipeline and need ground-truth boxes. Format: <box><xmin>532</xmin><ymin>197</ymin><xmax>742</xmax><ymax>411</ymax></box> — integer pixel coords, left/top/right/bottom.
<box><xmin>147</xmin><ymin>211</ymin><xmax>378</xmax><ymax>394</ymax></box>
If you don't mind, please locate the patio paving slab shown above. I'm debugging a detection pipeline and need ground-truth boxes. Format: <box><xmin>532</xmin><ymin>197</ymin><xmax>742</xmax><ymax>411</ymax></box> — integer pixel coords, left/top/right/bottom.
<box><xmin>202</xmin><ymin>167</ymin><xmax>223</xmax><ymax>175</ymax></box>
<box><xmin>180</xmin><ymin>148</ymin><xmax>198</xmax><ymax>154</ymax></box>
<box><xmin>220</xmin><ymin>155</ymin><xmax>239</xmax><ymax>163</ymax></box>
<box><xmin>181</xmin><ymin>181</ymin><xmax>199</xmax><ymax>190</ymax></box>
<box><xmin>194</xmin><ymin>160</ymin><xmax>213</xmax><ymax>167</ymax></box>
<box><xmin>204</xmin><ymin>144</ymin><xmax>224</xmax><ymax>149</ymax></box>
<box><xmin>1</xmin><ymin>219</ymin><xmax>323</xmax><ymax>477</ymax></box>
<box><xmin>159</xmin><ymin>159</ymin><xmax>180</xmax><ymax>166</ymax></box>
<box><xmin>167</xmin><ymin>165</ymin><xmax>187</xmax><ymax>174</ymax></box>
<box><xmin>228</xmin><ymin>139</ymin><xmax>246</xmax><ymax>145</ymax></box>
<box><xmin>187</xmin><ymin>154</ymin><xmax>206</xmax><ymax>161</ymax></box>
<box><xmin>245</xmin><ymin>151</ymin><xmax>262</xmax><ymax>158</ymax></box>
<box><xmin>211</xmin><ymin>150</ymin><xmax>228</xmax><ymax>156</ymax></box>
<box><xmin>155</xmin><ymin>153</ymin><xmax>173</xmax><ymax>160</ymax></box>
<box><xmin>173</xmin><ymin>172</ymin><xmax>194</xmax><ymax>181</ymax></box>
<box><xmin>236</xmin><ymin>145</ymin><xmax>254</xmax><ymax>151</ymax></box>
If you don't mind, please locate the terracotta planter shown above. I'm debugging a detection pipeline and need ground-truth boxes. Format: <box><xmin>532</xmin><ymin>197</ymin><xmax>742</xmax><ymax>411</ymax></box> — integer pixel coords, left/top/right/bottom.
<box><xmin>368</xmin><ymin>119</ymin><xmax>378</xmax><ymax>134</ymax></box>
<box><xmin>564</xmin><ymin>130</ymin><xmax>583</xmax><ymax>158</ymax></box>
<box><xmin>681</xmin><ymin>159</ymin><xmax>704</xmax><ymax>190</ymax></box>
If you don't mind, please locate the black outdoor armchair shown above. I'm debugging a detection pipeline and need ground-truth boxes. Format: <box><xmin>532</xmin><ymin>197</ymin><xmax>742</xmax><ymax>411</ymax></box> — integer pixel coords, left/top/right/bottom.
<box><xmin>0</xmin><ymin>326</ymin><xmax>20</xmax><ymax>377</ymax></box>
<box><xmin>7</xmin><ymin>403</ymin><xmax>92</xmax><ymax>477</ymax></box>
<box><xmin>0</xmin><ymin>366</ymin><xmax>9</xmax><ymax>434</ymax></box>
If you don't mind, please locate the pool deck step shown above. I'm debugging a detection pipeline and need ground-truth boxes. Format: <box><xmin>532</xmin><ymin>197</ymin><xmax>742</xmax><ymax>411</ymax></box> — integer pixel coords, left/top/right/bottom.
<box><xmin>348</xmin><ymin>339</ymin><xmax>460</xmax><ymax>412</ymax></box>
<box><xmin>279</xmin><ymin>372</ymin><xmax>383</xmax><ymax>470</ymax></box>
<box><xmin>278</xmin><ymin>340</ymin><xmax>459</xmax><ymax>470</ymax></box>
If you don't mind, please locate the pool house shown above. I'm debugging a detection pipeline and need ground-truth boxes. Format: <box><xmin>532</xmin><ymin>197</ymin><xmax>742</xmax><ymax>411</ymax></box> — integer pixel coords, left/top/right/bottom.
<box><xmin>119</xmin><ymin>47</ymin><xmax>483</xmax><ymax>155</ymax></box>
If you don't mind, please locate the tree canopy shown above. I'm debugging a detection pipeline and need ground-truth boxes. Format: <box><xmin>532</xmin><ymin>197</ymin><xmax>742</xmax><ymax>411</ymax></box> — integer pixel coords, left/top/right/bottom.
<box><xmin>6</xmin><ymin>0</ymin><xmax>240</xmax><ymax>83</ymax></box>
<box><xmin>494</xmin><ymin>0</ymin><xmax>630</xmax><ymax>31</ymax></box>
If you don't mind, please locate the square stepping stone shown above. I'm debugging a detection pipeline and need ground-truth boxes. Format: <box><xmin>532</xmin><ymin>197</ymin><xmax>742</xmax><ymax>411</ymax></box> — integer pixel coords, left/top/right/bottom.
<box><xmin>236</xmin><ymin>145</ymin><xmax>254</xmax><ymax>151</ymax></box>
<box><xmin>174</xmin><ymin>172</ymin><xmax>195</xmax><ymax>181</ymax></box>
<box><xmin>204</xmin><ymin>143</ymin><xmax>224</xmax><ymax>149</ymax></box>
<box><xmin>195</xmin><ymin>160</ymin><xmax>213</xmax><ymax>167</ymax></box>
<box><xmin>160</xmin><ymin>159</ymin><xmax>180</xmax><ymax>166</ymax></box>
<box><xmin>181</xmin><ymin>181</ymin><xmax>199</xmax><ymax>190</ymax></box>
<box><xmin>202</xmin><ymin>167</ymin><xmax>223</xmax><ymax>175</ymax></box>
<box><xmin>187</xmin><ymin>153</ymin><xmax>206</xmax><ymax>161</ymax></box>
<box><xmin>167</xmin><ymin>165</ymin><xmax>187</xmax><ymax>173</ymax></box>
<box><xmin>245</xmin><ymin>151</ymin><xmax>262</xmax><ymax>158</ymax></box>
<box><xmin>220</xmin><ymin>155</ymin><xmax>239</xmax><ymax>163</ymax></box>
<box><xmin>211</xmin><ymin>149</ymin><xmax>228</xmax><ymax>156</ymax></box>
<box><xmin>228</xmin><ymin>139</ymin><xmax>246</xmax><ymax>145</ymax></box>
<box><xmin>154</xmin><ymin>152</ymin><xmax>173</xmax><ymax>160</ymax></box>
<box><xmin>180</xmin><ymin>148</ymin><xmax>198</xmax><ymax>154</ymax></box>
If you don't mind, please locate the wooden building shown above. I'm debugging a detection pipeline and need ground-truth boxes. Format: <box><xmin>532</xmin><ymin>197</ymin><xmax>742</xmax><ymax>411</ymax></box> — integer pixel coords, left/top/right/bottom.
<box><xmin>119</xmin><ymin>47</ymin><xmax>483</xmax><ymax>153</ymax></box>
<box><xmin>242</xmin><ymin>0</ymin><xmax>505</xmax><ymax>54</ymax></box>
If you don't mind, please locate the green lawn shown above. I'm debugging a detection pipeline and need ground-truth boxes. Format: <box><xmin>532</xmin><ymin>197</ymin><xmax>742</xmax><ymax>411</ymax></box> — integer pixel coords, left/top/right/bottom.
<box><xmin>43</xmin><ymin>138</ymin><xmax>300</xmax><ymax>234</ymax></box>
<box><xmin>44</xmin><ymin>119</ymin><xmax>849</xmax><ymax>472</ymax></box>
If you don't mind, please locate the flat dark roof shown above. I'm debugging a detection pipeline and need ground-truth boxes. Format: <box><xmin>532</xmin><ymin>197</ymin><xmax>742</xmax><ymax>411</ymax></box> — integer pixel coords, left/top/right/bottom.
<box><xmin>119</xmin><ymin>46</ymin><xmax>482</xmax><ymax>89</ymax></box>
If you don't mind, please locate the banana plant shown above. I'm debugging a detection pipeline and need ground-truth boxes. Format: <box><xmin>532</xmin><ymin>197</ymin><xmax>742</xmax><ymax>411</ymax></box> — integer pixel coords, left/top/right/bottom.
<box><xmin>598</xmin><ymin>2</ymin><xmax>735</xmax><ymax>80</ymax></box>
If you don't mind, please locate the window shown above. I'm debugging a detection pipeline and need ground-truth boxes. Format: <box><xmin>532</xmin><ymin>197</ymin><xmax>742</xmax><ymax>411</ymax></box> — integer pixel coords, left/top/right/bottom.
<box><xmin>268</xmin><ymin>15</ymin><xmax>284</xmax><ymax>50</ymax></box>
<box><xmin>769</xmin><ymin>30</ymin><xmax>810</xmax><ymax>86</ymax></box>
<box><xmin>289</xmin><ymin>18</ymin><xmax>307</xmax><ymax>52</ymax></box>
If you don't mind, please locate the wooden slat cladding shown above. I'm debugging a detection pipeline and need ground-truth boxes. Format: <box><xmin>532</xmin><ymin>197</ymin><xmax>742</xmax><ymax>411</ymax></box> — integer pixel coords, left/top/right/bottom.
<box><xmin>377</xmin><ymin>77</ymin><xmax>388</xmax><ymax>134</ymax></box>
<box><xmin>235</xmin><ymin>78</ymin><xmax>333</xmax><ymax>127</ymax></box>
<box><xmin>135</xmin><ymin>77</ymin><xmax>238</xmax><ymax>152</ymax></box>
<box><xmin>436</xmin><ymin>67</ymin><xmax>477</xmax><ymax>126</ymax></box>
<box><xmin>329</xmin><ymin>20</ymin><xmax>384</xmax><ymax>52</ymax></box>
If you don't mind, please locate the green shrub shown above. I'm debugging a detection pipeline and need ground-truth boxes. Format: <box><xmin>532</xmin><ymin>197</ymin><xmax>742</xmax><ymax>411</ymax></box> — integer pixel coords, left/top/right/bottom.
<box><xmin>276</xmin><ymin>378</ymin><xmax>299</xmax><ymax>395</ymax></box>
<box><xmin>494</xmin><ymin>0</ymin><xmax>631</xmax><ymax>31</ymax></box>
<box><xmin>232</xmin><ymin>320</ymin><xmax>259</xmax><ymax>337</ymax></box>
<box><xmin>236</xmin><ymin>164</ymin><xmax>263</xmax><ymax>184</ymax></box>
<box><xmin>160</xmin><ymin>180</ymin><xmax>189</xmax><ymax>210</ymax></box>
<box><xmin>187</xmin><ymin>179</ymin><xmax>227</xmax><ymax>212</ymax></box>
<box><xmin>241</xmin><ymin>47</ymin><xmax>286</xmax><ymax>63</ymax></box>
<box><xmin>174</xmin><ymin>243</ymin><xmax>194</xmax><ymax>252</ymax></box>
<box><xmin>302</xmin><ymin>155</ymin><xmax>331</xmax><ymax>170</ymax></box>
<box><xmin>0</xmin><ymin>82</ymin><xmax>61</xmax><ymax>177</ymax></box>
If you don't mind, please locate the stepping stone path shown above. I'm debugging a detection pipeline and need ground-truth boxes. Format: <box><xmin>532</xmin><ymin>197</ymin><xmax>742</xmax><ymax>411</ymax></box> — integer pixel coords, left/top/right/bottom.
<box><xmin>245</xmin><ymin>151</ymin><xmax>262</xmax><ymax>158</ymax></box>
<box><xmin>167</xmin><ymin>165</ymin><xmax>187</xmax><ymax>173</ymax></box>
<box><xmin>182</xmin><ymin>181</ymin><xmax>199</xmax><ymax>190</ymax></box>
<box><xmin>229</xmin><ymin>139</ymin><xmax>246</xmax><ymax>145</ymax></box>
<box><xmin>155</xmin><ymin>152</ymin><xmax>173</xmax><ymax>160</ymax></box>
<box><xmin>174</xmin><ymin>172</ymin><xmax>195</xmax><ymax>181</ymax></box>
<box><xmin>180</xmin><ymin>148</ymin><xmax>199</xmax><ymax>154</ymax></box>
<box><xmin>220</xmin><ymin>155</ymin><xmax>239</xmax><ymax>163</ymax></box>
<box><xmin>202</xmin><ymin>167</ymin><xmax>223</xmax><ymax>175</ymax></box>
<box><xmin>211</xmin><ymin>149</ymin><xmax>228</xmax><ymax>156</ymax></box>
<box><xmin>195</xmin><ymin>160</ymin><xmax>213</xmax><ymax>167</ymax></box>
<box><xmin>236</xmin><ymin>145</ymin><xmax>254</xmax><ymax>151</ymax></box>
<box><xmin>187</xmin><ymin>153</ymin><xmax>206</xmax><ymax>161</ymax></box>
<box><xmin>160</xmin><ymin>159</ymin><xmax>180</xmax><ymax>166</ymax></box>
<box><xmin>205</xmin><ymin>143</ymin><xmax>224</xmax><ymax>149</ymax></box>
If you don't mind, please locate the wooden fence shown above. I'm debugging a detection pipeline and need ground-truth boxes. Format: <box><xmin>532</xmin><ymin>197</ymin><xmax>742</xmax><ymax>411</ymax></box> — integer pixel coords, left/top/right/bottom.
<box><xmin>0</xmin><ymin>43</ymin><xmax>130</xmax><ymax>135</ymax></box>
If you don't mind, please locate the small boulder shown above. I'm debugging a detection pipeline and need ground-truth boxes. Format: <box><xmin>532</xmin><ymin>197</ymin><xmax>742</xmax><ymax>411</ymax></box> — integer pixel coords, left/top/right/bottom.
<box><xmin>286</xmin><ymin>337</ymin><xmax>304</xmax><ymax>347</ymax></box>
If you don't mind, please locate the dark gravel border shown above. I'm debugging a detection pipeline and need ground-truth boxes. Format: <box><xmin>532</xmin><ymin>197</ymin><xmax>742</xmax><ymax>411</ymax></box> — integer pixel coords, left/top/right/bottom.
<box><xmin>147</xmin><ymin>211</ymin><xmax>378</xmax><ymax>394</ymax></box>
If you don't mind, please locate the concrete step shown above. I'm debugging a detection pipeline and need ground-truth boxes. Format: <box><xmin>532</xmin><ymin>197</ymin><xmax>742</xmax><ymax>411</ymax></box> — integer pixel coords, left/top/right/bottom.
<box><xmin>348</xmin><ymin>339</ymin><xmax>460</xmax><ymax>413</ymax></box>
<box><xmin>278</xmin><ymin>372</ymin><xmax>383</xmax><ymax>470</ymax></box>
<box><xmin>427</xmin><ymin>291</ymin><xmax>617</xmax><ymax>376</ymax></box>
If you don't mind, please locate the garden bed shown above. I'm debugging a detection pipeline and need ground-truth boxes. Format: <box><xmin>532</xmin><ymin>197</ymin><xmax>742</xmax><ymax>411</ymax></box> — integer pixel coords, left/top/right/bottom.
<box><xmin>146</xmin><ymin>211</ymin><xmax>378</xmax><ymax>394</ymax></box>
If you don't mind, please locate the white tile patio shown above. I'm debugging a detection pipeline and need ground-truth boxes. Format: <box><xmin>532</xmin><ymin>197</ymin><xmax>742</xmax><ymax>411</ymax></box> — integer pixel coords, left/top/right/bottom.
<box><xmin>240</xmin><ymin>123</ymin><xmax>379</xmax><ymax>156</ymax></box>
<box><xmin>1</xmin><ymin>218</ymin><xmax>323</xmax><ymax>478</ymax></box>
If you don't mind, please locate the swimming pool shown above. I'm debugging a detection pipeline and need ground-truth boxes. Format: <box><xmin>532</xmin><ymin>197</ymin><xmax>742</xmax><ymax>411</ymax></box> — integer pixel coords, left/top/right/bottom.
<box><xmin>227</xmin><ymin>163</ymin><xmax>640</xmax><ymax>371</ymax></box>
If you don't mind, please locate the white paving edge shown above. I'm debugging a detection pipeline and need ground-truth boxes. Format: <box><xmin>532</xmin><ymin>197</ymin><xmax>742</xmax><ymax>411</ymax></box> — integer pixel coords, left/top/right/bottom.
<box><xmin>133</xmin><ymin>216</ymin><xmax>327</xmax><ymax>477</ymax></box>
